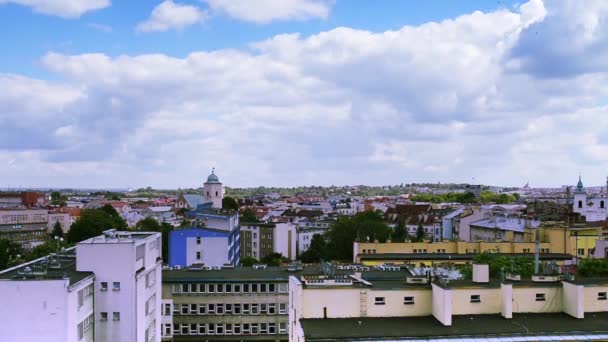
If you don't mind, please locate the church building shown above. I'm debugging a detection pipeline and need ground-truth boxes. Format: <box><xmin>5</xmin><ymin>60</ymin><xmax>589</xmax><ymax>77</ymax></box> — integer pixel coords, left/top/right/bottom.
<box><xmin>572</xmin><ymin>175</ymin><xmax>608</xmax><ymax>222</ymax></box>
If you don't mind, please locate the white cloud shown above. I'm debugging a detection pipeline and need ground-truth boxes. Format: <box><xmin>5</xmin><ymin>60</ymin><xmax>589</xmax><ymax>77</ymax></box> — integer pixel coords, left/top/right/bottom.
<box><xmin>3</xmin><ymin>0</ymin><xmax>608</xmax><ymax>188</ymax></box>
<box><xmin>0</xmin><ymin>0</ymin><xmax>109</xmax><ymax>18</ymax></box>
<box><xmin>204</xmin><ymin>0</ymin><xmax>331</xmax><ymax>24</ymax></box>
<box><xmin>136</xmin><ymin>0</ymin><xmax>206</xmax><ymax>33</ymax></box>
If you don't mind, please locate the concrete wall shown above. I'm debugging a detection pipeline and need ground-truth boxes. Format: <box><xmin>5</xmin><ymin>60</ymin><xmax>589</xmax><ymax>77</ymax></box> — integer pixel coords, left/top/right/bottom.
<box><xmin>563</xmin><ymin>282</ymin><xmax>584</xmax><ymax>318</ymax></box>
<box><xmin>274</xmin><ymin>223</ymin><xmax>297</xmax><ymax>260</ymax></box>
<box><xmin>289</xmin><ymin>276</ymin><xmax>304</xmax><ymax>342</ymax></box>
<box><xmin>365</xmin><ymin>289</ymin><xmax>432</xmax><ymax>317</ymax></box>
<box><xmin>452</xmin><ymin>288</ymin><xmax>501</xmax><ymax>315</ymax></box>
<box><xmin>301</xmin><ymin>288</ymin><xmax>361</xmax><ymax>318</ymax></box>
<box><xmin>0</xmin><ymin>279</ymin><xmax>69</xmax><ymax>342</ymax></box>
<box><xmin>512</xmin><ymin>287</ymin><xmax>563</xmax><ymax>313</ymax></box>
<box><xmin>501</xmin><ymin>283</ymin><xmax>513</xmax><ymax>318</ymax></box>
<box><xmin>432</xmin><ymin>283</ymin><xmax>452</xmax><ymax>326</ymax></box>
<box><xmin>583</xmin><ymin>285</ymin><xmax>608</xmax><ymax>312</ymax></box>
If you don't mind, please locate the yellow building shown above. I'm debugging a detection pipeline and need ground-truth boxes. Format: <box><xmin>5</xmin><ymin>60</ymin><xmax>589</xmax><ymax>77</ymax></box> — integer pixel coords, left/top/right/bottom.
<box><xmin>354</xmin><ymin>222</ymin><xmax>605</xmax><ymax>265</ymax></box>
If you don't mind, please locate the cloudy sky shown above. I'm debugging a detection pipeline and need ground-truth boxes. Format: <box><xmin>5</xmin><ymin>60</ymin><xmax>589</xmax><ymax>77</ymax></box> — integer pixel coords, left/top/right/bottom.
<box><xmin>1</xmin><ymin>0</ymin><xmax>607</xmax><ymax>189</ymax></box>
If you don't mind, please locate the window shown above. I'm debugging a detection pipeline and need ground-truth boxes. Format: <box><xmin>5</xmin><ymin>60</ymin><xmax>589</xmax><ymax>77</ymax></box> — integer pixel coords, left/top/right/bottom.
<box><xmin>181</xmin><ymin>324</ymin><xmax>188</xmax><ymax>335</ymax></box>
<box><xmin>217</xmin><ymin>304</ymin><xmax>224</xmax><ymax>315</ymax></box>
<box><xmin>234</xmin><ymin>323</ymin><xmax>242</xmax><ymax>335</ymax></box>
<box><xmin>225</xmin><ymin>284</ymin><xmax>232</xmax><ymax>293</ymax></box>
<box><xmin>208</xmin><ymin>304</ymin><xmax>215</xmax><ymax>314</ymax></box>
<box><xmin>279</xmin><ymin>322</ymin><xmax>287</xmax><ymax>334</ymax></box>
<box><xmin>172</xmin><ymin>284</ymin><xmax>181</xmax><ymax>293</ymax></box>
<box><xmin>243</xmin><ymin>283</ymin><xmax>250</xmax><ymax>293</ymax></box>
<box><xmin>602</xmin><ymin>200</ymin><xmax>605</xmax><ymax>209</ymax></box>
<box><xmin>163</xmin><ymin>303</ymin><xmax>171</xmax><ymax>316</ymax></box>
<box><xmin>196</xmin><ymin>252</ymin><xmax>201</xmax><ymax>259</ymax></box>
<box><xmin>251</xmin><ymin>303</ymin><xmax>259</xmax><ymax>315</ymax></box>
<box><xmin>190</xmin><ymin>324</ymin><xmax>197</xmax><ymax>335</ymax></box>
<box><xmin>146</xmin><ymin>271</ymin><xmax>156</xmax><ymax>288</ymax></box>
<box><xmin>197</xmin><ymin>237</ymin><xmax>201</xmax><ymax>244</ymax></box>
<box><xmin>578</xmin><ymin>200</ymin><xmax>583</xmax><ymax>208</ymax></box>
<box><xmin>78</xmin><ymin>322</ymin><xmax>84</xmax><ymax>340</ymax></box>
<box><xmin>269</xmin><ymin>323</ymin><xmax>276</xmax><ymax>334</ymax></box>
<box><xmin>268</xmin><ymin>303</ymin><xmax>276</xmax><ymax>314</ymax></box>
<box><xmin>252</xmin><ymin>283</ymin><xmax>259</xmax><ymax>293</ymax></box>
<box><xmin>234</xmin><ymin>284</ymin><xmax>241</xmax><ymax>293</ymax></box>
<box><xmin>100</xmin><ymin>312</ymin><xmax>108</xmax><ymax>321</ymax></box>
<box><xmin>278</xmin><ymin>283</ymin><xmax>288</xmax><ymax>293</ymax></box>
<box><xmin>226</xmin><ymin>323</ymin><xmax>233</xmax><ymax>335</ymax></box>
<box><xmin>217</xmin><ymin>284</ymin><xmax>224</xmax><ymax>293</ymax></box>
<box><xmin>173</xmin><ymin>324</ymin><xmax>180</xmax><ymax>335</ymax></box>
<box><xmin>101</xmin><ymin>282</ymin><xmax>108</xmax><ymax>291</ymax></box>
<box><xmin>113</xmin><ymin>282</ymin><xmax>120</xmax><ymax>291</ymax></box>
<box><xmin>536</xmin><ymin>293</ymin><xmax>546</xmax><ymax>301</ymax></box>
<box><xmin>260</xmin><ymin>283</ymin><xmax>267</xmax><ymax>292</ymax></box>
<box><xmin>146</xmin><ymin>294</ymin><xmax>157</xmax><ymax>315</ymax></box>
<box><xmin>163</xmin><ymin>323</ymin><xmax>171</xmax><ymax>336</ymax></box>
<box><xmin>279</xmin><ymin>303</ymin><xmax>287</xmax><ymax>314</ymax></box>
<box><xmin>198</xmin><ymin>283</ymin><xmax>206</xmax><ymax>293</ymax></box>
<box><xmin>182</xmin><ymin>283</ymin><xmax>189</xmax><ymax>293</ymax></box>
<box><xmin>198</xmin><ymin>303</ymin><xmax>207</xmax><ymax>314</ymax></box>
<box><xmin>599</xmin><ymin>292</ymin><xmax>607</xmax><ymax>300</ymax></box>
<box><xmin>198</xmin><ymin>323</ymin><xmax>206</xmax><ymax>335</ymax></box>
<box><xmin>208</xmin><ymin>323</ymin><xmax>216</xmax><ymax>335</ymax></box>
<box><xmin>234</xmin><ymin>304</ymin><xmax>241</xmax><ymax>314</ymax></box>
<box><xmin>226</xmin><ymin>303</ymin><xmax>232</xmax><ymax>314</ymax></box>
<box><xmin>173</xmin><ymin>304</ymin><xmax>180</xmax><ymax>315</ymax></box>
<box><xmin>181</xmin><ymin>305</ymin><xmax>188</xmax><ymax>315</ymax></box>
<box><xmin>216</xmin><ymin>324</ymin><xmax>224</xmax><ymax>335</ymax></box>
<box><xmin>243</xmin><ymin>304</ymin><xmax>250</xmax><ymax>314</ymax></box>
<box><xmin>208</xmin><ymin>283</ymin><xmax>215</xmax><ymax>293</ymax></box>
<box><xmin>470</xmin><ymin>295</ymin><xmax>481</xmax><ymax>303</ymax></box>
<box><xmin>404</xmin><ymin>296</ymin><xmax>415</xmax><ymax>304</ymax></box>
<box><xmin>113</xmin><ymin>312</ymin><xmax>120</xmax><ymax>321</ymax></box>
<box><xmin>578</xmin><ymin>248</ymin><xmax>585</xmax><ymax>256</ymax></box>
<box><xmin>374</xmin><ymin>297</ymin><xmax>385</xmax><ymax>305</ymax></box>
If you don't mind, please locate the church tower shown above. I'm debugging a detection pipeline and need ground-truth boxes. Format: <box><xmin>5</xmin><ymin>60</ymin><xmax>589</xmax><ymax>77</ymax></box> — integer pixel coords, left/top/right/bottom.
<box><xmin>573</xmin><ymin>174</ymin><xmax>587</xmax><ymax>214</ymax></box>
<box><xmin>203</xmin><ymin>169</ymin><xmax>224</xmax><ymax>209</ymax></box>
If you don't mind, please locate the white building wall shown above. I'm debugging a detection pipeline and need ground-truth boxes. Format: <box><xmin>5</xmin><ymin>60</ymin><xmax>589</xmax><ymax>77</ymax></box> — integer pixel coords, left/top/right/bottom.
<box><xmin>274</xmin><ymin>223</ymin><xmax>297</xmax><ymax>260</ymax></box>
<box><xmin>0</xmin><ymin>279</ymin><xmax>70</xmax><ymax>342</ymax></box>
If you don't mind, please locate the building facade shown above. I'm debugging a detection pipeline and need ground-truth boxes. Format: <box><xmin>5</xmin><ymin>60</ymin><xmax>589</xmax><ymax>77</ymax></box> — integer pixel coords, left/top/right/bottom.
<box><xmin>161</xmin><ymin>267</ymin><xmax>290</xmax><ymax>341</ymax></box>
<box><xmin>203</xmin><ymin>170</ymin><xmax>224</xmax><ymax>209</ymax></box>
<box><xmin>169</xmin><ymin>227</ymin><xmax>237</xmax><ymax>267</ymax></box>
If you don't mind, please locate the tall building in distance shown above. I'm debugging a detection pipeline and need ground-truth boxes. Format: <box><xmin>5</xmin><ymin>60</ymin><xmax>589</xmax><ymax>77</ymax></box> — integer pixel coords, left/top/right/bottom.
<box><xmin>0</xmin><ymin>230</ymin><xmax>162</xmax><ymax>342</ymax></box>
<box><xmin>203</xmin><ymin>169</ymin><xmax>224</xmax><ymax>209</ymax></box>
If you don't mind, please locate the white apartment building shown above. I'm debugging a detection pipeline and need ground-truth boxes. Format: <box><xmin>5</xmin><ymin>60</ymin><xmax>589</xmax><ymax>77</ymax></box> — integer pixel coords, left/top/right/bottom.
<box><xmin>77</xmin><ymin>230</ymin><xmax>162</xmax><ymax>342</ymax></box>
<box><xmin>0</xmin><ymin>229</ymin><xmax>162</xmax><ymax>342</ymax></box>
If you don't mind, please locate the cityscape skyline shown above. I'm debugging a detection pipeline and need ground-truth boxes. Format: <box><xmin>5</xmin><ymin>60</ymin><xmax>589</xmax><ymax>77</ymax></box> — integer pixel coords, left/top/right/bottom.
<box><xmin>2</xmin><ymin>0</ymin><xmax>608</xmax><ymax>188</ymax></box>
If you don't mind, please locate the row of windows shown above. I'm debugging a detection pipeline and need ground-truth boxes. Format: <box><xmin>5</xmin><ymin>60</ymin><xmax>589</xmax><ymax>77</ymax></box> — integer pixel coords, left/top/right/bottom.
<box><xmin>168</xmin><ymin>303</ymin><xmax>288</xmax><ymax>316</ymax></box>
<box><xmin>164</xmin><ymin>322</ymin><xmax>287</xmax><ymax>337</ymax></box>
<box><xmin>172</xmin><ymin>282</ymin><xmax>288</xmax><ymax>294</ymax></box>
<box><xmin>100</xmin><ymin>312</ymin><xmax>121</xmax><ymax>321</ymax></box>
<box><xmin>100</xmin><ymin>281</ymin><xmax>121</xmax><ymax>291</ymax></box>
<box><xmin>467</xmin><ymin>292</ymin><xmax>608</xmax><ymax>303</ymax></box>
<box><xmin>374</xmin><ymin>296</ymin><xmax>415</xmax><ymax>305</ymax></box>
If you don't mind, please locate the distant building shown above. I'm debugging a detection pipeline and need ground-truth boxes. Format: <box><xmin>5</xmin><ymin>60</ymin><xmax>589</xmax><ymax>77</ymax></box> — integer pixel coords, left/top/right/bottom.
<box><xmin>169</xmin><ymin>227</ymin><xmax>238</xmax><ymax>267</ymax></box>
<box><xmin>0</xmin><ymin>230</ymin><xmax>162</xmax><ymax>342</ymax></box>
<box><xmin>241</xmin><ymin>222</ymin><xmax>297</xmax><ymax>261</ymax></box>
<box><xmin>174</xmin><ymin>194</ymin><xmax>206</xmax><ymax>210</ymax></box>
<box><xmin>202</xmin><ymin>170</ymin><xmax>224</xmax><ymax>209</ymax></box>
<box><xmin>0</xmin><ymin>208</ymin><xmax>49</xmax><ymax>248</ymax></box>
<box><xmin>573</xmin><ymin>175</ymin><xmax>608</xmax><ymax>222</ymax></box>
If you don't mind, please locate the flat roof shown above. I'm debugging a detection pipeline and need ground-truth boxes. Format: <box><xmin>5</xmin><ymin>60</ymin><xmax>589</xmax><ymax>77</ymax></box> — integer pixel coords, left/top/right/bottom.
<box><xmin>300</xmin><ymin>313</ymin><xmax>608</xmax><ymax>341</ymax></box>
<box><xmin>79</xmin><ymin>230</ymin><xmax>157</xmax><ymax>244</ymax></box>
<box><xmin>0</xmin><ymin>248</ymin><xmax>93</xmax><ymax>286</ymax></box>
<box><xmin>163</xmin><ymin>267</ymin><xmax>294</xmax><ymax>283</ymax></box>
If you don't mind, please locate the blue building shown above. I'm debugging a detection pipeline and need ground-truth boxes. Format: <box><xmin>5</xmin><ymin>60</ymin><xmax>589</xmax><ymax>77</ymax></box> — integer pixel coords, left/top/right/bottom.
<box><xmin>169</xmin><ymin>207</ymin><xmax>241</xmax><ymax>267</ymax></box>
<box><xmin>169</xmin><ymin>227</ymin><xmax>240</xmax><ymax>267</ymax></box>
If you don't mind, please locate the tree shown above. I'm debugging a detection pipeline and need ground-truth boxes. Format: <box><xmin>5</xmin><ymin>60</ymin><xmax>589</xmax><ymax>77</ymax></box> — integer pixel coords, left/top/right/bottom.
<box><xmin>67</xmin><ymin>208</ymin><xmax>126</xmax><ymax>243</ymax></box>
<box><xmin>50</xmin><ymin>191</ymin><xmax>66</xmax><ymax>207</ymax></box>
<box><xmin>415</xmin><ymin>224</ymin><xmax>426</xmax><ymax>242</ymax></box>
<box><xmin>100</xmin><ymin>204</ymin><xmax>128</xmax><ymax>230</ymax></box>
<box><xmin>136</xmin><ymin>217</ymin><xmax>161</xmax><ymax>231</ymax></box>
<box><xmin>51</xmin><ymin>221</ymin><xmax>64</xmax><ymax>239</ymax></box>
<box><xmin>240</xmin><ymin>208</ymin><xmax>259</xmax><ymax>223</ymax></box>
<box><xmin>325</xmin><ymin>211</ymin><xmax>391</xmax><ymax>261</ymax></box>
<box><xmin>299</xmin><ymin>234</ymin><xmax>327</xmax><ymax>263</ymax></box>
<box><xmin>0</xmin><ymin>239</ymin><xmax>23</xmax><ymax>270</ymax></box>
<box><xmin>240</xmin><ymin>256</ymin><xmax>259</xmax><ymax>267</ymax></box>
<box><xmin>393</xmin><ymin>221</ymin><xmax>407</xmax><ymax>243</ymax></box>
<box><xmin>460</xmin><ymin>252</ymin><xmax>534</xmax><ymax>279</ymax></box>
<box><xmin>135</xmin><ymin>218</ymin><xmax>172</xmax><ymax>261</ymax></box>
<box><xmin>578</xmin><ymin>259</ymin><xmax>608</xmax><ymax>277</ymax></box>
<box><xmin>261</xmin><ymin>253</ymin><xmax>289</xmax><ymax>266</ymax></box>
<box><xmin>222</xmin><ymin>197</ymin><xmax>239</xmax><ymax>211</ymax></box>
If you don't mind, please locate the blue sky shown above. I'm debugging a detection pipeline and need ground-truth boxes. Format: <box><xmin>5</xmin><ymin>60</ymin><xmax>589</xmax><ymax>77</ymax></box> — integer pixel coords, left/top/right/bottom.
<box><xmin>1</xmin><ymin>0</ymin><xmax>608</xmax><ymax>189</ymax></box>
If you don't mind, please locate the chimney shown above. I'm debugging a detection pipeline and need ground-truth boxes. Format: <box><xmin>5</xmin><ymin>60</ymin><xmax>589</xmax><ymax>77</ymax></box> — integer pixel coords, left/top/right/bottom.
<box><xmin>472</xmin><ymin>264</ymin><xmax>489</xmax><ymax>283</ymax></box>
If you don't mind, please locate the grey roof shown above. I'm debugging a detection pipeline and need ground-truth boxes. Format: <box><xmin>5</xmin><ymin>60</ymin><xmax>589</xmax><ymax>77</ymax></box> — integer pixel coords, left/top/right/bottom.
<box><xmin>0</xmin><ymin>248</ymin><xmax>93</xmax><ymax>287</ymax></box>
<box><xmin>300</xmin><ymin>313</ymin><xmax>608</xmax><ymax>341</ymax></box>
<box><xmin>182</xmin><ymin>194</ymin><xmax>206</xmax><ymax>208</ymax></box>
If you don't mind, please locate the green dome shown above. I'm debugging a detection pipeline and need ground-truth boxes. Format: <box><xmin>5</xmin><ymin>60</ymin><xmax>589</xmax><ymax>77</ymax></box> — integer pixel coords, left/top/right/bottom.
<box><xmin>206</xmin><ymin>170</ymin><xmax>221</xmax><ymax>184</ymax></box>
<box><xmin>576</xmin><ymin>175</ymin><xmax>584</xmax><ymax>193</ymax></box>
